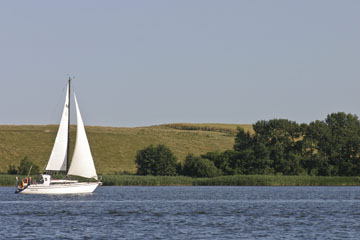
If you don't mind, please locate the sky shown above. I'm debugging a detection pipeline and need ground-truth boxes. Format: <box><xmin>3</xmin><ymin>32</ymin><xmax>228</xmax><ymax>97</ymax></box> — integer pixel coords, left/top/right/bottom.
<box><xmin>1</xmin><ymin>1</ymin><xmax>359</xmax><ymax>127</ymax></box>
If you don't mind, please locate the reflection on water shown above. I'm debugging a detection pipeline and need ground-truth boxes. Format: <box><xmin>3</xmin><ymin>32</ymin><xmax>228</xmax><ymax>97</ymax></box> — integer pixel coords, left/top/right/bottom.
<box><xmin>1</xmin><ymin>186</ymin><xmax>360</xmax><ymax>239</ymax></box>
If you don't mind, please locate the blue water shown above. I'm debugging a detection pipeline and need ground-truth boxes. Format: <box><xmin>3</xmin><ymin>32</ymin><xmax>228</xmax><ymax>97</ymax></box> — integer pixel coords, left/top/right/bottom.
<box><xmin>1</xmin><ymin>186</ymin><xmax>360</xmax><ymax>239</ymax></box>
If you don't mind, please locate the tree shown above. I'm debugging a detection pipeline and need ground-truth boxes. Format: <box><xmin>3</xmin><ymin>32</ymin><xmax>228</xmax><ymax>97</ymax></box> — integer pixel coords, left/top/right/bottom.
<box><xmin>17</xmin><ymin>156</ymin><xmax>40</xmax><ymax>175</ymax></box>
<box><xmin>251</xmin><ymin>142</ymin><xmax>273</xmax><ymax>174</ymax></box>
<box><xmin>135</xmin><ymin>145</ymin><xmax>156</xmax><ymax>175</ymax></box>
<box><xmin>135</xmin><ymin>144</ymin><xmax>178</xmax><ymax>176</ymax></box>
<box><xmin>202</xmin><ymin>150</ymin><xmax>237</xmax><ymax>175</ymax></box>
<box><xmin>303</xmin><ymin>112</ymin><xmax>360</xmax><ymax>176</ymax></box>
<box><xmin>258</xmin><ymin>119</ymin><xmax>302</xmax><ymax>148</ymax></box>
<box><xmin>182</xmin><ymin>153</ymin><xmax>221</xmax><ymax>178</ymax></box>
<box><xmin>153</xmin><ymin>144</ymin><xmax>178</xmax><ymax>176</ymax></box>
<box><xmin>234</xmin><ymin>128</ymin><xmax>253</xmax><ymax>152</ymax></box>
<box><xmin>301</xmin><ymin>152</ymin><xmax>330</xmax><ymax>176</ymax></box>
<box><xmin>251</xmin><ymin>119</ymin><xmax>305</xmax><ymax>175</ymax></box>
<box><xmin>302</xmin><ymin>120</ymin><xmax>331</xmax><ymax>175</ymax></box>
<box><xmin>325</xmin><ymin>112</ymin><xmax>360</xmax><ymax>176</ymax></box>
<box><xmin>192</xmin><ymin>113</ymin><xmax>360</xmax><ymax>177</ymax></box>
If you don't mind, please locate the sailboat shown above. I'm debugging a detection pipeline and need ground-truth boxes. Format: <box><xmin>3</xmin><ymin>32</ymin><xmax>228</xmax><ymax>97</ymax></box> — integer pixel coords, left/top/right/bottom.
<box><xmin>15</xmin><ymin>78</ymin><xmax>101</xmax><ymax>194</ymax></box>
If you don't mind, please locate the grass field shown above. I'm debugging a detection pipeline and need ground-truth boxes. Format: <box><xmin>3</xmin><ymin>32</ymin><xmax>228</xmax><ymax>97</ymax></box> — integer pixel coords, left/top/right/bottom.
<box><xmin>0</xmin><ymin>123</ymin><xmax>250</xmax><ymax>174</ymax></box>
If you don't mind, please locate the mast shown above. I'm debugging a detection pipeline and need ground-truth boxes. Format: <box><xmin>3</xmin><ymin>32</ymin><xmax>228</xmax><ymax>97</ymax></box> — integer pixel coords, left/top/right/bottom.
<box><xmin>66</xmin><ymin>77</ymin><xmax>71</xmax><ymax>173</ymax></box>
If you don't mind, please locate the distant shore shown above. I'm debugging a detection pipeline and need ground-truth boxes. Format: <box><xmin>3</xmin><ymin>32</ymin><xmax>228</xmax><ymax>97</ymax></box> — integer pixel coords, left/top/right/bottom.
<box><xmin>2</xmin><ymin>174</ymin><xmax>360</xmax><ymax>187</ymax></box>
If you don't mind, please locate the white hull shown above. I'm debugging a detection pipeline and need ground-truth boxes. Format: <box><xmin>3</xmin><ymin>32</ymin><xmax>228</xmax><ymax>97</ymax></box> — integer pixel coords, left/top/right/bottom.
<box><xmin>19</xmin><ymin>182</ymin><xmax>100</xmax><ymax>194</ymax></box>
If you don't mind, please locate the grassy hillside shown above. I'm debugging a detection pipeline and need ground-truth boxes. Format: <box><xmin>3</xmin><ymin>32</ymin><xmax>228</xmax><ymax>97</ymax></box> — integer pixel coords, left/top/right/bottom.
<box><xmin>0</xmin><ymin>123</ymin><xmax>251</xmax><ymax>174</ymax></box>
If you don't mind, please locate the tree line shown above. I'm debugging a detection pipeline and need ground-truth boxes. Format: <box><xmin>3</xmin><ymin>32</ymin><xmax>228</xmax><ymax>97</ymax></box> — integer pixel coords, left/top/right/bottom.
<box><xmin>135</xmin><ymin>112</ymin><xmax>360</xmax><ymax>177</ymax></box>
<box><xmin>8</xmin><ymin>156</ymin><xmax>40</xmax><ymax>175</ymax></box>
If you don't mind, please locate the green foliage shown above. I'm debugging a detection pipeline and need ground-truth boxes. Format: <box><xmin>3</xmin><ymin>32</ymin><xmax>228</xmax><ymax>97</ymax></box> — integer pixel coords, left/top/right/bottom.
<box><xmin>182</xmin><ymin>153</ymin><xmax>221</xmax><ymax>178</ymax></box>
<box><xmin>193</xmin><ymin>175</ymin><xmax>360</xmax><ymax>186</ymax></box>
<box><xmin>0</xmin><ymin>173</ymin><xmax>360</xmax><ymax>186</ymax></box>
<box><xmin>301</xmin><ymin>152</ymin><xmax>330</xmax><ymax>176</ymax></box>
<box><xmin>201</xmin><ymin>150</ymin><xmax>237</xmax><ymax>175</ymax></box>
<box><xmin>303</xmin><ymin>112</ymin><xmax>360</xmax><ymax>176</ymax></box>
<box><xmin>201</xmin><ymin>112</ymin><xmax>360</xmax><ymax>177</ymax></box>
<box><xmin>135</xmin><ymin>144</ymin><xmax>178</xmax><ymax>176</ymax></box>
<box><xmin>134</xmin><ymin>113</ymin><xmax>360</xmax><ymax>178</ymax></box>
<box><xmin>102</xmin><ymin>174</ymin><xmax>360</xmax><ymax>186</ymax></box>
<box><xmin>17</xmin><ymin>156</ymin><xmax>40</xmax><ymax>175</ymax></box>
<box><xmin>102</xmin><ymin>174</ymin><xmax>194</xmax><ymax>186</ymax></box>
<box><xmin>7</xmin><ymin>164</ymin><xmax>17</xmax><ymax>174</ymax></box>
<box><xmin>234</xmin><ymin>128</ymin><xmax>253</xmax><ymax>151</ymax></box>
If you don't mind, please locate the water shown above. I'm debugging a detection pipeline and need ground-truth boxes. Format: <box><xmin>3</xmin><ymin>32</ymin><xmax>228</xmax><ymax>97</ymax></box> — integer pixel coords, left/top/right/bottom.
<box><xmin>1</xmin><ymin>186</ymin><xmax>360</xmax><ymax>239</ymax></box>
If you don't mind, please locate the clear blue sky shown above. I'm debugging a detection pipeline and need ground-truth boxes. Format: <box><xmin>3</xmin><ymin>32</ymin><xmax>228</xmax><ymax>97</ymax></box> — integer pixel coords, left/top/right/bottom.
<box><xmin>1</xmin><ymin>1</ymin><xmax>359</xmax><ymax>127</ymax></box>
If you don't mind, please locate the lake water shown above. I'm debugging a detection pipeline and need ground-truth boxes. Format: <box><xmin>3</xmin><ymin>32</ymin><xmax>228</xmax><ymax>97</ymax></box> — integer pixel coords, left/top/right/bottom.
<box><xmin>1</xmin><ymin>186</ymin><xmax>360</xmax><ymax>239</ymax></box>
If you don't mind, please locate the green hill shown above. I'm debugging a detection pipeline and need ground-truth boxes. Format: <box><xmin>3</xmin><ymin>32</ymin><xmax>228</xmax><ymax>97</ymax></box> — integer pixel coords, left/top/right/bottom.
<box><xmin>0</xmin><ymin>123</ymin><xmax>251</xmax><ymax>174</ymax></box>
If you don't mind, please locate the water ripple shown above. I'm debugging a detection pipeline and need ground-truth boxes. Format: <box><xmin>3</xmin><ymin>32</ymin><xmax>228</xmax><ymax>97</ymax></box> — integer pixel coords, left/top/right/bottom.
<box><xmin>1</xmin><ymin>186</ymin><xmax>360</xmax><ymax>239</ymax></box>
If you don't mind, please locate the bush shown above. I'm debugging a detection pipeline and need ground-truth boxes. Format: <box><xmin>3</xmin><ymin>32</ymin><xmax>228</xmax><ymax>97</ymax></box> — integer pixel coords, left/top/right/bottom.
<box><xmin>182</xmin><ymin>153</ymin><xmax>221</xmax><ymax>178</ymax></box>
<box><xmin>7</xmin><ymin>164</ymin><xmax>18</xmax><ymax>174</ymax></box>
<box><xmin>135</xmin><ymin>144</ymin><xmax>178</xmax><ymax>176</ymax></box>
<box><xmin>17</xmin><ymin>157</ymin><xmax>40</xmax><ymax>175</ymax></box>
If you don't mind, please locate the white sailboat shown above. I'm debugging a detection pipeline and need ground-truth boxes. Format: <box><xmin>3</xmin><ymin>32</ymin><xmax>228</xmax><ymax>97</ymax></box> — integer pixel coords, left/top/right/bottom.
<box><xmin>16</xmin><ymin>78</ymin><xmax>101</xmax><ymax>194</ymax></box>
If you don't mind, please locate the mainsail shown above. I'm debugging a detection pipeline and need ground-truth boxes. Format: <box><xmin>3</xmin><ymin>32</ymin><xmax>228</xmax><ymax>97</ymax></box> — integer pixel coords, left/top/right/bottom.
<box><xmin>45</xmin><ymin>85</ymin><xmax>69</xmax><ymax>171</ymax></box>
<box><xmin>16</xmin><ymin>78</ymin><xmax>101</xmax><ymax>195</ymax></box>
<box><xmin>68</xmin><ymin>94</ymin><xmax>98</xmax><ymax>180</ymax></box>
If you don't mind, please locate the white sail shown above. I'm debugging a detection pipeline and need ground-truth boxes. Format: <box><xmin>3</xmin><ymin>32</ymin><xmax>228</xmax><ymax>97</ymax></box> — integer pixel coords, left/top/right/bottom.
<box><xmin>68</xmin><ymin>94</ymin><xmax>98</xmax><ymax>180</ymax></box>
<box><xmin>17</xmin><ymin>79</ymin><xmax>101</xmax><ymax>195</ymax></box>
<box><xmin>45</xmin><ymin>85</ymin><xmax>69</xmax><ymax>171</ymax></box>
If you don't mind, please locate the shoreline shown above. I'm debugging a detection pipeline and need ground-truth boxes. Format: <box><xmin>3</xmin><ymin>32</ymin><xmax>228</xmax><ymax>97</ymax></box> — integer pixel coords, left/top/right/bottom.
<box><xmin>2</xmin><ymin>174</ymin><xmax>360</xmax><ymax>187</ymax></box>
